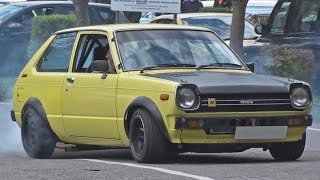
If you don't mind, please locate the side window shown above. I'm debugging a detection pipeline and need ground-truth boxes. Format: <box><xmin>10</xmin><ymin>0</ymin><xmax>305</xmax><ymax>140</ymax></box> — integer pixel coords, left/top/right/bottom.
<box><xmin>89</xmin><ymin>7</ymin><xmax>114</xmax><ymax>25</ymax></box>
<box><xmin>152</xmin><ymin>19</ymin><xmax>174</xmax><ymax>24</ymax></box>
<box><xmin>8</xmin><ymin>7</ymin><xmax>55</xmax><ymax>32</ymax></box>
<box><xmin>290</xmin><ymin>0</ymin><xmax>320</xmax><ymax>33</ymax></box>
<box><xmin>54</xmin><ymin>6</ymin><xmax>75</xmax><ymax>15</ymax></box>
<box><xmin>8</xmin><ymin>10</ymin><xmax>35</xmax><ymax>31</ymax></box>
<box><xmin>270</xmin><ymin>2</ymin><xmax>291</xmax><ymax>34</ymax></box>
<box><xmin>37</xmin><ymin>33</ymin><xmax>77</xmax><ymax>72</ymax></box>
<box><xmin>73</xmin><ymin>34</ymin><xmax>112</xmax><ymax>73</ymax></box>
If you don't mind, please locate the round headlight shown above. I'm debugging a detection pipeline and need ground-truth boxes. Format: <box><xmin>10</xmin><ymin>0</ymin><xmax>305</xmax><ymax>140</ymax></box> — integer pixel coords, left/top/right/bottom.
<box><xmin>291</xmin><ymin>87</ymin><xmax>311</xmax><ymax>108</ymax></box>
<box><xmin>177</xmin><ymin>88</ymin><xmax>196</xmax><ymax>109</ymax></box>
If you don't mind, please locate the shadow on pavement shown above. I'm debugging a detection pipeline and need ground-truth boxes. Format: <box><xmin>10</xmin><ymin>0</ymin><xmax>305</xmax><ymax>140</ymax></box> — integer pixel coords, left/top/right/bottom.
<box><xmin>51</xmin><ymin>149</ymin><xmax>286</xmax><ymax>164</ymax></box>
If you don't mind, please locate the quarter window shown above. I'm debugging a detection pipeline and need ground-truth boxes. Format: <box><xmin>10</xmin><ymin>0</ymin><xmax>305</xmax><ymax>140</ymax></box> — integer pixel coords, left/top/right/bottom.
<box><xmin>37</xmin><ymin>33</ymin><xmax>76</xmax><ymax>72</ymax></box>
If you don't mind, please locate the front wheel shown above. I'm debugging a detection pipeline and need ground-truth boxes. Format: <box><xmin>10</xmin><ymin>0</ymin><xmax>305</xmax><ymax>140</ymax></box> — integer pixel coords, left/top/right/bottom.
<box><xmin>129</xmin><ymin>109</ymin><xmax>176</xmax><ymax>163</ymax></box>
<box><xmin>21</xmin><ymin>107</ymin><xmax>57</xmax><ymax>159</ymax></box>
<box><xmin>269</xmin><ymin>132</ymin><xmax>306</xmax><ymax>161</ymax></box>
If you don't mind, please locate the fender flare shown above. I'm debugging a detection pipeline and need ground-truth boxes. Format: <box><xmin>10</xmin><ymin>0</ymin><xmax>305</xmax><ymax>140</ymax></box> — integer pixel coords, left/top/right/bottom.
<box><xmin>124</xmin><ymin>96</ymin><xmax>171</xmax><ymax>142</ymax></box>
<box><xmin>21</xmin><ymin>97</ymin><xmax>59</xmax><ymax>140</ymax></box>
<box><xmin>22</xmin><ymin>97</ymin><xmax>48</xmax><ymax>121</ymax></box>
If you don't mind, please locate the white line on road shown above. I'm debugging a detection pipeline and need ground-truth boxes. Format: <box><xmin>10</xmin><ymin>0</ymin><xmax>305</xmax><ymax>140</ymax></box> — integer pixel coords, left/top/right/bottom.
<box><xmin>308</xmin><ymin>127</ymin><xmax>320</xmax><ymax>132</ymax></box>
<box><xmin>0</xmin><ymin>102</ymin><xmax>11</xmax><ymax>105</ymax></box>
<box><xmin>80</xmin><ymin>159</ymin><xmax>214</xmax><ymax>180</ymax></box>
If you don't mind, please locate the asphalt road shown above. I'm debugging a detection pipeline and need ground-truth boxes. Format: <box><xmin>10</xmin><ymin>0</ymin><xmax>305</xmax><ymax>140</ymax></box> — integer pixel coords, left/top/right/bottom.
<box><xmin>1</xmin><ymin>103</ymin><xmax>320</xmax><ymax>180</ymax></box>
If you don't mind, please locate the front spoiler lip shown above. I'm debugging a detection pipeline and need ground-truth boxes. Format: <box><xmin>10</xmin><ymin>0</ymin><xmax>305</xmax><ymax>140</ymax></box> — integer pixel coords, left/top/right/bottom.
<box><xmin>175</xmin><ymin>115</ymin><xmax>313</xmax><ymax>130</ymax></box>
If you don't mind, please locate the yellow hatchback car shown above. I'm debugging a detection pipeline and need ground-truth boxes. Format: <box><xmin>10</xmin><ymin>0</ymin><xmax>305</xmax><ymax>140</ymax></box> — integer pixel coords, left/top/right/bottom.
<box><xmin>12</xmin><ymin>24</ymin><xmax>313</xmax><ymax>163</ymax></box>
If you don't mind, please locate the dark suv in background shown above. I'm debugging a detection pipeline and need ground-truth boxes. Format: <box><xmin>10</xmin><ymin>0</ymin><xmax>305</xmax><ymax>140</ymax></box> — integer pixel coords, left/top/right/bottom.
<box><xmin>244</xmin><ymin>0</ymin><xmax>320</xmax><ymax>93</ymax></box>
<box><xmin>0</xmin><ymin>1</ymin><xmax>122</xmax><ymax>76</ymax></box>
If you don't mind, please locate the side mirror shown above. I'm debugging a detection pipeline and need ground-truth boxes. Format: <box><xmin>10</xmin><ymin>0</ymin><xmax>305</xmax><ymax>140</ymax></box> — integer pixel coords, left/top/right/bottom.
<box><xmin>7</xmin><ymin>23</ymin><xmax>23</xmax><ymax>32</ymax></box>
<box><xmin>246</xmin><ymin>63</ymin><xmax>255</xmax><ymax>72</ymax></box>
<box><xmin>91</xmin><ymin>60</ymin><xmax>109</xmax><ymax>79</ymax></box>
<box><xmin>254</xmin><ymin>25</ymin><xmax>266</xmax><ymax>35</ymax></box>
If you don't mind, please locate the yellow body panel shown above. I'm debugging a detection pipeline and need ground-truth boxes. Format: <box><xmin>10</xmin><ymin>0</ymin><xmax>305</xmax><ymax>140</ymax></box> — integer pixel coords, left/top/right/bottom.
<box><xmin>13</xmin><ymin>24</ymin><xmax>311</xmax><ymax>149</ymax></box>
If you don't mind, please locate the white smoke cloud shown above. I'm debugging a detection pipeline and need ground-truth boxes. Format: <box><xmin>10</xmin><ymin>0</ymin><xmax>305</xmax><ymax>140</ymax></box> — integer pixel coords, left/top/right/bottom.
<box><xmin>0</xmin><ymin>103</ymin><xmax>26</xmax><ymax>157</ymax></box>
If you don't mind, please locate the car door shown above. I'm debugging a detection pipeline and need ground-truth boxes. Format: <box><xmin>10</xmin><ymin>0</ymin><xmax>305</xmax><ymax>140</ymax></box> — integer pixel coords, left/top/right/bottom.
<box><xmin>61</xmin><ymin>31</ymin><xmax>119</xmax><ymax>139</ymax></box>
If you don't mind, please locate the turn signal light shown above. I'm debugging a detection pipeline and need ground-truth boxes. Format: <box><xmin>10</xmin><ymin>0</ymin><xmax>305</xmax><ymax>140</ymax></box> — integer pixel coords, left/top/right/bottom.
<box><xmin>188</xmin><ymin>120</ymin><xmax>204</xmax><ymax>129</ymax></box>
<box><xmin>160</xmin><ymin>94</ymin><xmax>169</xmax><ymax>100</ymax></box>
<box><xmin>288</xmin><ymin>117</ymin><xmax>305</xmax><ymax>126</ymax></box>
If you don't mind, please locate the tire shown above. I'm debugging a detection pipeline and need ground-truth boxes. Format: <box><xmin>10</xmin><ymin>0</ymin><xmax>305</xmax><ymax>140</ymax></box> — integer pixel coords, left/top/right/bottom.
<box><xmin>129</xmin><ymin>109</ymin><xmax>176</xmax><ymax>163</ymax></box>
<box><xmin>269</xmin><ymin>132</ymin><xmax>306</xmax><ymax>161</ymax></box>
<box><xmin>21</xmin><ymin>107</ymin><xmax>57</xmax><ymax>159</ymax></box>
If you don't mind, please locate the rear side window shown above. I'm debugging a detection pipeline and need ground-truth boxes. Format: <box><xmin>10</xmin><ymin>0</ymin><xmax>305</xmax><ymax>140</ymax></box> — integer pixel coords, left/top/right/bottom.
<box><xmin>37</xmin><ymin>32</ymin><xmax>77</xmax><ymax>72</ymax></box>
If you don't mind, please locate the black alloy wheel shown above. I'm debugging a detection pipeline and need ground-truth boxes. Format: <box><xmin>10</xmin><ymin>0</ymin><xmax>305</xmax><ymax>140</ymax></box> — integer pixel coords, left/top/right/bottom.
<box><xmin>269</xmin><ymin>132</ymin><xmax>306</xmax><ymax>161</ymax></box>
<box><xmin>129</xmin><ymin>109</ymin><xmax>177</xmax><ymax>163</ymax></box>
<box><xmin>131</xmin><ymin>115</ymin><xmax>145</xmax><ymax>157</ymax></box>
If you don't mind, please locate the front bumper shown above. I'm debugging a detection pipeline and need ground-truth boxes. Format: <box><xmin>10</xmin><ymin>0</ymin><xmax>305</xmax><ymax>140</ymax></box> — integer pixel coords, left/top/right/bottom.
<box><xmin>169</xmin><ymin>115</ymin><xmax>311</xmax><ymax>144</ymax></box>
<box><xmin>175</xmin><ymin>115</ymin><xmax>313</xmax><ymax>133</ymax></box>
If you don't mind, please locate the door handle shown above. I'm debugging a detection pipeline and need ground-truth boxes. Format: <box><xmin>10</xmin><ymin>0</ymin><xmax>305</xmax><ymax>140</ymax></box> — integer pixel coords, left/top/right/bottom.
<box><xmin>67</xmin><ymin>77</ymin><xmax>75</xmax><ymax>83</ymax></box>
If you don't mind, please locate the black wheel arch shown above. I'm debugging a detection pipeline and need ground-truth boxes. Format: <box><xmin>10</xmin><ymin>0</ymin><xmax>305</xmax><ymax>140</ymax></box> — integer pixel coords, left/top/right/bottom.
<box><xmin>124</xmin><ymin>96</ymin><xmax>171</xmax><ymax>142</ymax></box>
<box><xmin>22</xmin><ymin>97</ymin><xmax>47</xmax><ymax>121</ymax></box>
<box><xmin>21</xmin><ymin>97</ymin><xmax>59</xmax><ymax>140</ymax></box>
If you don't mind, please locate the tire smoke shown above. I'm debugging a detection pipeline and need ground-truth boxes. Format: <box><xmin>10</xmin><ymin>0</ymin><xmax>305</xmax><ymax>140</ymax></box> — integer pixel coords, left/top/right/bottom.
<box><xmin>0</xmin><ymin>103</ymin><xmax>26</xmax><ymax>156</ymax></box>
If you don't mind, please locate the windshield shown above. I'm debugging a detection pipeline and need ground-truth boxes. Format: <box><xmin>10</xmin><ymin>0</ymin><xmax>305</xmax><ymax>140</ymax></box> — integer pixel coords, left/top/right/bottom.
<box><xmin>182</xmin><ymin>16</ymin><xmax>258</xmax><ymax>40</ymax></box>
<box><xmin>0</xmin><ymin>5</ymin><xmax>24</xmax><ymax>23</ymax></box>
<box><xmin>116</xmin><ymin>30</ymin><xmax>245</xmax><ymax>71</ymax></box>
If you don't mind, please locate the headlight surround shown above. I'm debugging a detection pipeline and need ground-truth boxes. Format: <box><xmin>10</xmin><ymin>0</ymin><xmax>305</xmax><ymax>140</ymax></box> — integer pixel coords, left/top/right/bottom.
<box><xmin>291</xmin><ymin>86</ymin><xmax>312</xmax><ymax>109</ymax></box>
<box><xmin>176</xmin><ymin>86</ymin><xmax>200</xmax><ymax>110</ymax></box>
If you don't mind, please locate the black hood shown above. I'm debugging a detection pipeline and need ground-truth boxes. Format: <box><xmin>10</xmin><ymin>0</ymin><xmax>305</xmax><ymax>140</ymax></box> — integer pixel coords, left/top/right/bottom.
<box><xmin>147</xmin><ymin>71</ymin><xmax>299</xmax><ymax>94</ymax></box>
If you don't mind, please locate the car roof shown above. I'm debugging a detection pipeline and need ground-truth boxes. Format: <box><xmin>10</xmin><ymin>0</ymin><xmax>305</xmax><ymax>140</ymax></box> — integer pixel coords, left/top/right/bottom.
<box><xmin>7</xmin><ymin>0</ymin><xmax>109</xmax><ymax>7</ymax></box>
<box><xmin>153</xmin><ymin>13</ymin><xmax>233</xmax><ymax>20</ymax></box>
<box><xmin>56</xmin><ymin>24</ymin><xmax>212</xmax><ymax>34</ymax></box>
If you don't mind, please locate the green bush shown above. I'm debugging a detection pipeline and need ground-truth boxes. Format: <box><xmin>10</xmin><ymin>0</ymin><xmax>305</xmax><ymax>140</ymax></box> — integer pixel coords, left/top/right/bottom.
<box><xmin>263</xmin><ymin>45</ymin><xmax>317</xmax><ymax>83</ymax></box>
<box><xmin>199</xmin><ymin>7</ymin><xmax>232</xmax><ymax>13</ymax></box>
<box><xmin>28</xmin><ymin>15</ymin><xmax>76</xmax><ymax>57</ymax></box>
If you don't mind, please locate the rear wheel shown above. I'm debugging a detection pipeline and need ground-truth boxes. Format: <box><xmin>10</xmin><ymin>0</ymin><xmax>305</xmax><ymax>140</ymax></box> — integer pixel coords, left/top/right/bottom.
<box><xmin>129</xmin><ymin>109</ymin><xmax>176</xmax><ymax>163</ymax></box>
<box><xmin>269</xmin><ymin>132</ymin><xmax>306</xmax><ymax>161</ymax></box>
<box><xmin>21</xmin><ymin>107</ymin><xmax>57</xmax><ymax>159</ymax></box>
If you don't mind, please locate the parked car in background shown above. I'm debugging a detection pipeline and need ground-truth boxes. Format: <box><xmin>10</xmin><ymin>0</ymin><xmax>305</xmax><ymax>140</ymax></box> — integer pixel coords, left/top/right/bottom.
<box><xmin>244</xmin><ymin>0</ymin><xmax>320</xmax><ymax>93</ymax></box>
<box><xmin>0</xmin><ymin>0</ymin><xmax>25</xmax><ymax>6</ymax></box>
<box><xmin>201</xmin><ymin>0</ymin><xmax>214</xmax><ymax>7</ymax></box>
<box><xmin>246</xmin><ymin>0</ymin><xmax>277</xmax><ymax>15</ymax></box>
<box><xmin>13</xmin><ymin>24</ymin><xmax>312</xmax><ymax>163</ymax></box>
<box><xmin>150</xmin><ymin>13</ymin><xmax>259</xmax><ymax>45</ymax></box>
<box><xmin>0</xmin><ymin>1</ymin><xmax>124</xmax><ymax>76</ymax></box>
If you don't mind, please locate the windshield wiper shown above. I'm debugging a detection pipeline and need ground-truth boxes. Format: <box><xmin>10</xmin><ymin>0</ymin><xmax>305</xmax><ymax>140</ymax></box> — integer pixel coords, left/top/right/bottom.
<box><xmin>197</xmin><ymin>63</ymin><xmax>243</xmax><ymax>70</ymax></box>
<box><xmin>140</xmin><ymin>63</ymin><xmax>196</xmax><ymax>73</ymax></box>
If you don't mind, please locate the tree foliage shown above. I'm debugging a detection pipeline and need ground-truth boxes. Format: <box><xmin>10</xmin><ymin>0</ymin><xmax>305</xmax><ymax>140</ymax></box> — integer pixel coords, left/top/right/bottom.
<box><xmin>72</xmin><ymin>0</ymin><xmax>90</xmax><ymax>26</ymax></box>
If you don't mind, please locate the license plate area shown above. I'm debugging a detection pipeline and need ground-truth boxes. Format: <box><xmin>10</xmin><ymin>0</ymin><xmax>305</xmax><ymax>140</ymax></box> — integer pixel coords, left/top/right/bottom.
<box><xmin>235</xmin><ymin>126</ymin><xmax>288</xmax><ymax>140</ymax></box>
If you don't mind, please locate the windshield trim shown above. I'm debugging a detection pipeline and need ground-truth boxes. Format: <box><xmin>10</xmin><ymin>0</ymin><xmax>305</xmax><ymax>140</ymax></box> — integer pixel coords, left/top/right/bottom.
<box><xmin>113</xmin><ymin>29</ymin><xmax>249</xmax><ymax>72</ymax></box>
